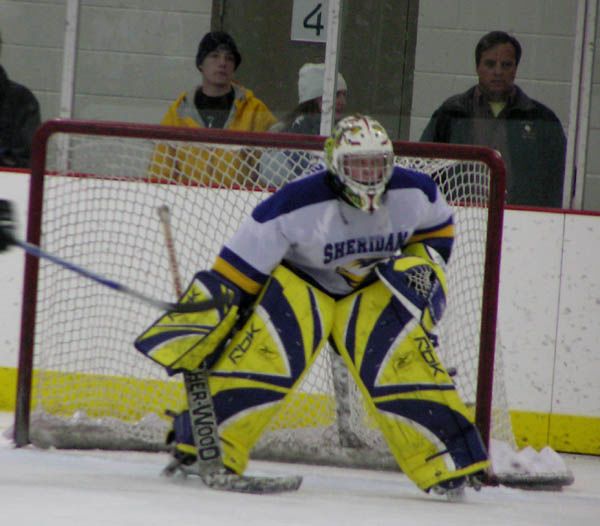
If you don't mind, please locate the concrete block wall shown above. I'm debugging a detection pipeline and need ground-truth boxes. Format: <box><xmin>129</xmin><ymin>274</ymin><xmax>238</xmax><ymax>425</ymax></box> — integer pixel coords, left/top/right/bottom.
<box><xmin>0</xmin><ymin>0</ymin><xmax>212</xmax><ymax>123</ymax></box>
<box><xmin>0</xmin><ymin>0</ymin><xmax>66</xmax><ymax>123</ymax></box>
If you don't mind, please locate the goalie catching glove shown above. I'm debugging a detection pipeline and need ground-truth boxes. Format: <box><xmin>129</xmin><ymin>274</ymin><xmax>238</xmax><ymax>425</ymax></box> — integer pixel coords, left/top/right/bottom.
<box><xmin>376</xmin><ymin>242</ymin><xmax>448</xmax><ymax>334</ymax></box>
<box><xmin>134</xmin><ymin>271</ymin><xmax>240</xmax><ymax>373</ymax></box>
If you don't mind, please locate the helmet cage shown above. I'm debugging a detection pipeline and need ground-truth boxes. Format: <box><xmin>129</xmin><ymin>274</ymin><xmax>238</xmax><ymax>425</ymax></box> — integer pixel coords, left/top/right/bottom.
<box><xmin>337</xmin><ymin>152</ymin><xmax>394</xmax><ymax>212</ymax></box>
<box><xmin>325</xmin><ymin>115</ymin><xmax>395</xmax><ymax>212</ymax></box>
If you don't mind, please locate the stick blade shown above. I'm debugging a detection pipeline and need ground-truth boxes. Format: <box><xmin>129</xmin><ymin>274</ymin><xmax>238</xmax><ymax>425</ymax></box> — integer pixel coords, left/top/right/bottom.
<box><xmin>163</xmin><ymin>459</ymin><xmax>302</xmax><ymax>494</ymax></box>
<box><xmin>202</xmin><ymin>472</ymin><xmax>303</xmax><ymax>494</ymax></box>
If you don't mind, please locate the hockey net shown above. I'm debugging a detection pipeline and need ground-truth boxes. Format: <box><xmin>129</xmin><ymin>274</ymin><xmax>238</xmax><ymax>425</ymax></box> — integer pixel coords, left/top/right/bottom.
<box><xmin>15</xmin><ymin>119</ymin><xmax>518</xmax><ymax>477</ymax></box>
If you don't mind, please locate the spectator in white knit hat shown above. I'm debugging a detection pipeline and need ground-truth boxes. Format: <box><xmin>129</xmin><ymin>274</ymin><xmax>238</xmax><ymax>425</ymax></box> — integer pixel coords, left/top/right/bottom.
<box><xmin>259</xmin><ymin>63</ymin><xmax>347</xmax><ymax>186</ymax></box>
<box><xmin>271</xmin><ymin>62</ymin><xmax>347</xmax><ymax>134</ymax></box>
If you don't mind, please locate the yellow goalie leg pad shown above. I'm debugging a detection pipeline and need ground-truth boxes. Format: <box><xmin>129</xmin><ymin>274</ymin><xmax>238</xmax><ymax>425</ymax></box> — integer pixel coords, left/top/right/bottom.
<box><xmin>134</xmin><ymin>271</ymin><xmax>239</xmax><ymax>372</ymax></box>
<box><xmin>331</xmin><ymin>280</ymin><xmax>489</xmax><ymax>491</ymax></box>
<box><xmin>209</xmin><ymin>265</ymin><xmax>335</xmax><ymax>474</ymax></box>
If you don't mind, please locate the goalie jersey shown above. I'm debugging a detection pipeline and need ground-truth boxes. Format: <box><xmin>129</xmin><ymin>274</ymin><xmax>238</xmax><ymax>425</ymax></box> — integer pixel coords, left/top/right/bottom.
<box><xmin>212</xmin><ymin>165</ymin><xmax>454</xmax><ymax>298</ymax></box>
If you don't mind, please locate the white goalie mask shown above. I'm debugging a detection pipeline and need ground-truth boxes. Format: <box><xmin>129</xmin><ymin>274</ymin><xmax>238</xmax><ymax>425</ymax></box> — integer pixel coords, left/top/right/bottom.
<box><xmin>325</xmin><ymin>114</ymin><xmax>394</xmax><ymax>212</ymax></box>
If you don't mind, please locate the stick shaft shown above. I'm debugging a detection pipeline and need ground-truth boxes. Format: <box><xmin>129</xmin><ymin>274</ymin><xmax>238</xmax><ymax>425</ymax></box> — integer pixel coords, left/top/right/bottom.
<box><xmin>157</xmin><ymin>206</ymin><xmax>184</xmax><ymax>296</ymax></box>
<box><xmin>12</xmin><ymin>237</ymin><xmax>221</xmax><ymax>313</ymax></box>
<box><xmin>156</xmin><ymin>205</ymin><xmax>225</xmax><ymax>475</ymax></box>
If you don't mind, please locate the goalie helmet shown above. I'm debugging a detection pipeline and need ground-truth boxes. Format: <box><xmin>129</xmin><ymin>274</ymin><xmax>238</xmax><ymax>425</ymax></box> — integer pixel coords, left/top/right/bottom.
<box><xmin>325</xmin><ymin>114</ymin><xmax>394</xmax><ymax>212</ymax></box>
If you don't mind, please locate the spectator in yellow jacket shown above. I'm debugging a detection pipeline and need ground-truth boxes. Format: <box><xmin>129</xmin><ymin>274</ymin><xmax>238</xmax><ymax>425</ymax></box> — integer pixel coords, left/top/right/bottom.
<box><xmin>151</xmin><ymin>31</ymin><xmax>277</xmax><ymax>186</ymax></box>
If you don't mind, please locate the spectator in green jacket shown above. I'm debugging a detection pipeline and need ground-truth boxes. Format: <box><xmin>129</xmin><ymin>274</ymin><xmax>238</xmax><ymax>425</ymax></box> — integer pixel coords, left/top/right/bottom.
<box><xmin>420</xmin><ymin>31</ymin><xmax>566</xmax><ymax>208</ymax></box>
<box><xmin>0</xmin><ymin>31</ymin><xmax>41</xmax><ymax>168</ymax></box>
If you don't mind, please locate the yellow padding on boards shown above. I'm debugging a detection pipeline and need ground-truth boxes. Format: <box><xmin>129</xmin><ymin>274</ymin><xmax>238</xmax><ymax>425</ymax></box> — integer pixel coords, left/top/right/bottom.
<box><xmin>4</xmin><ymin>367</ymin><xmax>599</xmax><ymax>455</ymax></box>
<box><xmin>8</xmin><ymin>366</ymin><xmax>338</xmax><ymax>431</ymax></box>
<box><xmin>27</xmin><ymin>369</ymin><xmax>185</xmax><ymax>421</ymax></box>
<box><xmin>511</xmin><ymin>411</ymin><xmax>600</xmax><ymax>455</ymax></box>
<box><xmin>0</xmin><ymin>366</ymin><xmax>17</xmax><ymax>410</ymax></box>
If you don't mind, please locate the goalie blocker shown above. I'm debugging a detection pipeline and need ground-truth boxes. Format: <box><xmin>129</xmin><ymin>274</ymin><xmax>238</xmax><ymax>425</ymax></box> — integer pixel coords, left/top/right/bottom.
<box><xmin>134</xmin><ymin>256</ymin><xmax>489</xmax><ymax>495</ymax></box>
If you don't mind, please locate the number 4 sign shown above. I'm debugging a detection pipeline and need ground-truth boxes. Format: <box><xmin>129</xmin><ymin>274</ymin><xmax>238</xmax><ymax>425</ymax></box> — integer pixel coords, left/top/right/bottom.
<box><xmin>291</xmin><ymin>0</ymin><xmax>328</xmax><ymax>43</ymax></box>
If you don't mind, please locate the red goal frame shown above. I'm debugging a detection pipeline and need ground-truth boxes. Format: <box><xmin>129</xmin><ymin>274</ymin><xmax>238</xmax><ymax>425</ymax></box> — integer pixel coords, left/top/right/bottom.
<box><xmin>14</xmin><ymin>118</ymin><xmax>506</xmax><ymax>451</ymax></box>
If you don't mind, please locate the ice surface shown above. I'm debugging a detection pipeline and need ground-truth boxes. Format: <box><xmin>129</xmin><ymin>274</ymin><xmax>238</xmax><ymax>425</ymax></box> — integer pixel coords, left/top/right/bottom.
<box><xmin>1</xmin><ymin>412</ymin><xmax>598</xmax><ymax>526</ymax></box>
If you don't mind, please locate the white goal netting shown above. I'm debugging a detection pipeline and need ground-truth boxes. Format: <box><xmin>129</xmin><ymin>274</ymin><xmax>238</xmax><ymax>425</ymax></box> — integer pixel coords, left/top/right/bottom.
<box><xmin>15</xmin><ymin>121</ymin><xmax>512</xmax><ymax>473</ymax></box>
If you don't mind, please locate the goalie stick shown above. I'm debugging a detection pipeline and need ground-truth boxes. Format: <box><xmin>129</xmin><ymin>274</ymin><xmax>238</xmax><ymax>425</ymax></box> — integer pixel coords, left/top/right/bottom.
<box><xmin>156</xmin><ymin>205</ymin><xmax>302</xmax><ymax>494</ymax></box>
<box><xmin>0</xmin><ymin>199</ymin><xmax>224</xmax><ymax>314</ymax></box>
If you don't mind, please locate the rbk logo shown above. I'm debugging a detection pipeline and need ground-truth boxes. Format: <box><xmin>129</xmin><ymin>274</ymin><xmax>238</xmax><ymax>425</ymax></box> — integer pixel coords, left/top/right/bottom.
<box><xmin>227</xmin><ymin>324</ymin><xmax>261</xmax><ymax>365</ymax></box>
<box><xmin>415</xmin><ymin>336</ymin><xmax>444</xmax><ymax>376</ymax></box>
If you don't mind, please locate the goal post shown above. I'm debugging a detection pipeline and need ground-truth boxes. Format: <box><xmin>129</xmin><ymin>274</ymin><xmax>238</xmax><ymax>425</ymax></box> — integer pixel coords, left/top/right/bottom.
<box><xmin>13</xmin><ymin>118</ymin><xmax>505</xmax><ymax>466</ymax></box>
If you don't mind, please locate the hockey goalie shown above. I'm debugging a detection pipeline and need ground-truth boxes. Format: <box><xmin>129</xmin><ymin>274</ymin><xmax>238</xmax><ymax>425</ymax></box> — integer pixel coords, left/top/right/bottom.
<box><xmin>134</xmin><ymin>114</ymin><xmax>490</xmax><ymax>497</ymax></box>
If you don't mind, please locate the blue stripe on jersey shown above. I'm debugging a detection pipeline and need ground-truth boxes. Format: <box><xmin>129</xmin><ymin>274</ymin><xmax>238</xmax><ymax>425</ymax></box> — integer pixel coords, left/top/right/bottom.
<box><xmin>411</xmin><ymin>216</ymin><xmax>454</xmax><ymax>262</ymax></box>
<box><xmin>387</xmin><ymin>167</ymin><xmax>438</xmax><ymax>203</ymax></box>
<box><xmin>252</xmin><ymin>170</ymin><xmax>337</xmax><ymax>223</ymax></box>
<box><xmin>413</xmin><ymin>215</ymin><xmax>454</xmax><ymax>235</ymax></box>
<box><xmin>218</xmin><ymin>246</ymin><xmax>270</xmax><ymax>286</ymax></box>
<box><xmin>254</xmin><ymin>166</ymin><xmax>438</xmax><ymax>224</ymax></box>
